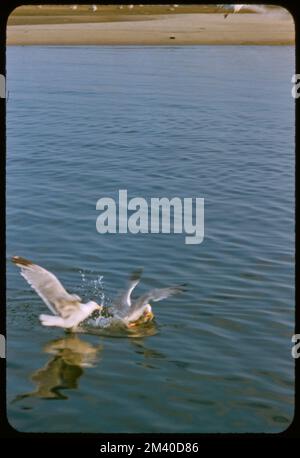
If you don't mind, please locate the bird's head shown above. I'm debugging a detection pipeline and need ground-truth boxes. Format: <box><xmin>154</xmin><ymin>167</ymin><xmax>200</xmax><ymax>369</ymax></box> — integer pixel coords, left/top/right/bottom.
<box><xmin>86</xmin><ymin>301</ymin><xmax>103</xmax><ymax>313</ymax></box>
<box><xmin>142</xmin><ymin>304</ymin><xmax>154</xmax><ymax>321</ymax></box>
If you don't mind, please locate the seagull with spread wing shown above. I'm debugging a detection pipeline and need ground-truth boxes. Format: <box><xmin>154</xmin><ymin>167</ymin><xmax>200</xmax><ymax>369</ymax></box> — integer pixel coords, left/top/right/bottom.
<box><xmin>12</xmin><ymin>256</ymin><xmax>102</xmax><ymax>331</ymax></box>
<box><xmin>108</xmin><ymin>269</ymin><xmax>186</xmax><ymax>328</ymax></box>
<box><xmin>12</xmin><ymin>257</ymin><xmax>186</xmax><ymax>331</ymax></box>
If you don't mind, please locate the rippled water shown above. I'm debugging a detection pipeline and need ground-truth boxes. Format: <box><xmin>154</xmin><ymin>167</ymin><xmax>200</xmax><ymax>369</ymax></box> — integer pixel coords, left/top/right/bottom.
<box><xmin>6</xmin><ymin>45</ymin><xmax>295</xmax><ymax>433</ymax></box>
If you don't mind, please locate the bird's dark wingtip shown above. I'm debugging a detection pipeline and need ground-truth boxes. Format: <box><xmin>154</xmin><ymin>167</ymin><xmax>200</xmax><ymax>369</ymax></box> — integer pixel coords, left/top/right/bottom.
<box><xmin>130</xmin><ymin>268</ymin><xmax>144</xmax><ymax>282</ymax></box>
<box><xmin>11</xmin><ymin>256</ymin><xmax>33</xmax><ymax>267</ymax></box>
<box><xmin>178</xmin><ymin>283</ymin><xmax>188</xmax><ymax>293</ymax></box>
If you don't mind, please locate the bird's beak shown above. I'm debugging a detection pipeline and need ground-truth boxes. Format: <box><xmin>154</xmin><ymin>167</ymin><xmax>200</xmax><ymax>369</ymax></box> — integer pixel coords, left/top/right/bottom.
<box><xmin>97</xmin><ymin>304</ymin><xmax>103</xmax><ymax>311</ymax></box>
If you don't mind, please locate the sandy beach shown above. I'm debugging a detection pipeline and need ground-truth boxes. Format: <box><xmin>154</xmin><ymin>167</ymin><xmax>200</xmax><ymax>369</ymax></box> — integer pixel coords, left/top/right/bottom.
<box><xmin>7</xmin><ymin>11</ymin><xmax>294</xmax><ymax>46</ymax></box>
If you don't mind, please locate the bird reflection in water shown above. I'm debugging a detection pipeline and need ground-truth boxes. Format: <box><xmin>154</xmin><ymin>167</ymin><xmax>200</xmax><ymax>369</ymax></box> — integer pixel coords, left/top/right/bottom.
<box><xmin>12</xmin><ymin>335</ymin><xmax>101</xmax><ymax>402</ymax></box>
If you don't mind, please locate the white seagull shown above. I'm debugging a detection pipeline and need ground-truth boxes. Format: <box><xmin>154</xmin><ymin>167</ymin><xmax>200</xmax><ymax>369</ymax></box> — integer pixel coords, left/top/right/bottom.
<box><xmin>220</xmin><ymin>4</ymin><xmax>246</xmax><ymax>18</ymax></box>
<box><xmin>12</xmin><ymin>256</ymin><xmax>102</xmax><ymax>331</ymax></box>
<box><xmin>221</xmin><ymin>4</ymin><xmax>266</xmax><ymax>18</ymax></box>
<box><xmin>233</xmin><ymin>4</ymin><xmax>246</xmax><ymax>13</ymax></box>
<box><xmin>107</xmin><ymin>269</ymin><xmax>186</xmax><ymax>328</ymax></box>
<box><xmin>91</xmin><ymin>5</ymin><xmax>98</xmax><ymax>12</ymax></box>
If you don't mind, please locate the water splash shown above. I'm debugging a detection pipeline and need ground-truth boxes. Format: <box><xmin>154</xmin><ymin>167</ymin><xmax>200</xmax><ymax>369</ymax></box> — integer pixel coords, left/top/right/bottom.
<box><xmin>75</xmin><ymin>271</ymin><xmax>158</xmax><ymax>337</ymax></box>
<box><xmin>76</xmin><ymin>271</ymin><xmax>123</xmax><ymax>329</ymax></box>
<box><xmin>77</xmin><ymin>270</ymin><xmax>106</xmax><ymax>305</ymax></box>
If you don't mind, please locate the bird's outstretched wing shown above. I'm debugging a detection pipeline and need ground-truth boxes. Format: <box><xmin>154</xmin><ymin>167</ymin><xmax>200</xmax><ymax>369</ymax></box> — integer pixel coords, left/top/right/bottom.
<box><xmin>130</xmin><ymin>284</ymin><xmax>186</xmax><ymax>314</ymax></box>
<box><xmin>12</xmin><ymin>256</ymin><xmax>81</xmax><ymax>318</ymax></box>
<box><xmin>112</xmin><ymin>268</ymin><xmax>143</xmax><ymax>311</ymax></box>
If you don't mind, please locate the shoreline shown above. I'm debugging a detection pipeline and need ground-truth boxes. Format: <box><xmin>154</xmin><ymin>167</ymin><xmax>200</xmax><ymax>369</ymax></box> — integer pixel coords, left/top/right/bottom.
<box><xmin>7</xmin><ymin>13</ymin><xmax>295</xmax><ymax>46</ymax></box>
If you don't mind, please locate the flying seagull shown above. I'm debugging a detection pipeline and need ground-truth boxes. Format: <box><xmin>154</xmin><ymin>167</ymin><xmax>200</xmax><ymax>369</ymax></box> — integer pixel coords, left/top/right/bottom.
<box><xmin>218</xmin><ymin>4</ymin><xmax>246</xmax><ymax>18</ymax></box>
<box><xmin>108</xmin><ymin>268</ymin><xmax>186</xmax><ymax>328</ymax></box>
<box><xmin>221</xmin><ymin>4</ymin><xmax>266</xmax><ymax>18</ymax></box>
<box><xmin>12</xmin><ymin>256</ymin><xmax>102</xmax><ymax>330</ymax></box>
<box><xmin>233</xmin><ymin>4</ymin><xmax>245</xmax><ymax>13</ymax></box>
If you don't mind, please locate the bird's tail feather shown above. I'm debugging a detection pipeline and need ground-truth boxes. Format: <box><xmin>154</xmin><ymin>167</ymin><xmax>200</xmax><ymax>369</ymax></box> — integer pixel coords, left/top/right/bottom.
<box><xmin>39</xmin><ymin>314</ymin><xmax>64</xmax><ymax>327</ymax></box>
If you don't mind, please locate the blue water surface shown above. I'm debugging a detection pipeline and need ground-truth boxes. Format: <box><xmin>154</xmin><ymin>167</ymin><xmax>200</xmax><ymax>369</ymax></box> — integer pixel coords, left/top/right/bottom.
<box><xmin>6</xmin><ymin>45</ymin><xmax>295</xmax><ymax>432</ymax></box>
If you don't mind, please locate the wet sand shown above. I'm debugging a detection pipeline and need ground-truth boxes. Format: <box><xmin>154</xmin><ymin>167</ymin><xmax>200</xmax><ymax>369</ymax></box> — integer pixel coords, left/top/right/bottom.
<box><xmin>7</xmin><ymin>13</ymin><xmax>295</xmax><ymax>46</ymax></box>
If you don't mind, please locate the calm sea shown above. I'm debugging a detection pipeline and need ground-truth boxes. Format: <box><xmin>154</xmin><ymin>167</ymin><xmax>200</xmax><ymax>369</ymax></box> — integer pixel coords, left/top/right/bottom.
<box><xmin>6</xmin><ymin>45</ymin><xmax>295</xmax><ymax>432</ymax></box>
